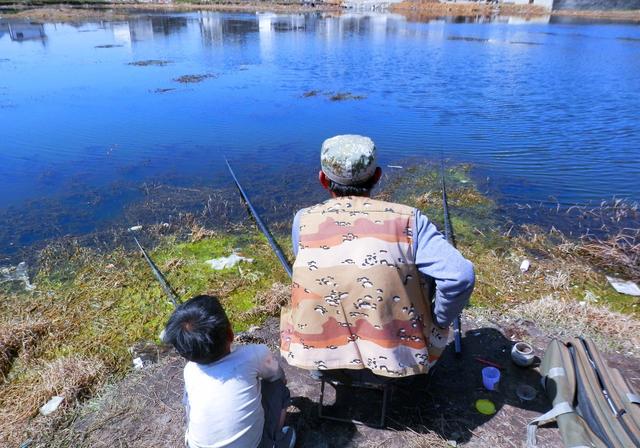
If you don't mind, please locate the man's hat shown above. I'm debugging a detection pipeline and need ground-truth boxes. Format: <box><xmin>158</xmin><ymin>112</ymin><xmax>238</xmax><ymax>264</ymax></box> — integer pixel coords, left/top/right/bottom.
<box><xmin>320</xmin><ymin>135</ymin><xmax>377</xmax><ymax>186</ymax></box>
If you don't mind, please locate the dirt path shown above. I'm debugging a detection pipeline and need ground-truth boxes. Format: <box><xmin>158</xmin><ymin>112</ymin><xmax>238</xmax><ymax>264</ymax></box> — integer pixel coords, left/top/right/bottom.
<box><xmin>60</xmin><ymin>315</ymin><xmax>640</xmax><ymax>447</ymax></box>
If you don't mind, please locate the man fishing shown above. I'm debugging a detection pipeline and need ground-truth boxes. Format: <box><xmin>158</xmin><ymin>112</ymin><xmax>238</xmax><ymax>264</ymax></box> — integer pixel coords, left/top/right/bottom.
<box><xmin>280</xmin><ymin>135</ymin><xmax>475</xmax><ymax>378</ymax></box>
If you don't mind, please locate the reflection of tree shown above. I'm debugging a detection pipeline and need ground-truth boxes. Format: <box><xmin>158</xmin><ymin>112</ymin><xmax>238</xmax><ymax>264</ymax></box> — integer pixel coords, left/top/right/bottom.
<box><xmin>151</xmin><ymin>16</ymin><xmax>188</xmax><ymax>36</ymax></box>
<box><xmin>224</xmin><ymin>17</ymin><xmax>259</xmax><ymax>42</ymax></box>
<box><xmin>200</xmin><ymin>12</ymin><xmax>223</xmax><ymax>46</ymax></box>
<box><xmin>8</xmin><ymin>22</ymin><xmax>46</xmax><ymax>41</ymax></box>
<box><xmin>129</xmin><ymin>19</ymin><xmax>153</xmax><ymax>42</ymax></box>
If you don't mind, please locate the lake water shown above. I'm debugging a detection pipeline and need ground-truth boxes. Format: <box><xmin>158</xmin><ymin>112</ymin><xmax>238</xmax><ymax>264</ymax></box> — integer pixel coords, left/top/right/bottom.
<box><xmin>1</xmin><ymin>11</ymin><xmax>639</xmax><ymax>255</ymax></box>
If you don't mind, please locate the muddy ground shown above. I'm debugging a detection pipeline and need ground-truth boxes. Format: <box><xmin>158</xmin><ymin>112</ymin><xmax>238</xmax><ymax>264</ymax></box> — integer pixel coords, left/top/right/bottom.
<box><xmin>58</xmin><ymin>315</ymin><xmax>640</xmax><ymax>448</ymax></box>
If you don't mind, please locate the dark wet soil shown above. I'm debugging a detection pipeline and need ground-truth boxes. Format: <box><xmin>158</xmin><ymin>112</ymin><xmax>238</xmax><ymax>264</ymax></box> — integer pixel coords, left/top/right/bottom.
<box><xmin>65</xmin><ymin>315</ymin><xmax>640</xmax><ymax>447</ymax></box>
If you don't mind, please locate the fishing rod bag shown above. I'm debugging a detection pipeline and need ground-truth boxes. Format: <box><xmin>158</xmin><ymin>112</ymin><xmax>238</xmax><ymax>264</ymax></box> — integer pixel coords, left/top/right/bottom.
<box><xmin>527</xmin><ymin>337</ymin><xmax>640</xmax><ymax>447</ymax></box>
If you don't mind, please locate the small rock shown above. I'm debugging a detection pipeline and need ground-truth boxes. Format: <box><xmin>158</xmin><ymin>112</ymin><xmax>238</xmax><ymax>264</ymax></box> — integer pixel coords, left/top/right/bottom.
<box><xmin>39</xmin><ymin>396</ymin><xmax>64</xmax><ymax>416</ymax></box>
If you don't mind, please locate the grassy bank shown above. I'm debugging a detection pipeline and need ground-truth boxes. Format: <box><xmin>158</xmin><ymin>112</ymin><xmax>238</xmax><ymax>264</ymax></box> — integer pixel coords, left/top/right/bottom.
<box><xmin>1</xmin><ymin>162</ymin><xmax>638</xmax><ymax>445</ymax></box>
<box><xmin>0</xmin><ymin>226</ymin><xmax>291</xmax><ymax>445</ymax></box>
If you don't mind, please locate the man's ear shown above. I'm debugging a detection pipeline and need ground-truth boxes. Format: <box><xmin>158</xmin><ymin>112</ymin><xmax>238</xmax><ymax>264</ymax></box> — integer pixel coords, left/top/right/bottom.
<box><xmin>372</xmin><ymin>167</ymin><xmax>382</xmax><ymax>185</ymax></box>
<box><xmin>318</xmin><ymin>170</ymin><xmax>331</xmax><ymax>190</ymax></box>
<box><xmin>227</xmin><ymin>326</ymin><xmax>234</xmax><ymax>343</ymax></box>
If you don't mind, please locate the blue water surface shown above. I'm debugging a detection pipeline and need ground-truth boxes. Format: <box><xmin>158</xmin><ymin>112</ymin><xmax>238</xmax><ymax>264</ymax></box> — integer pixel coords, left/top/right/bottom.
<box><xmin>0</xmin><ymin>12</ymin><xmax>639</xmax><ymax>252</ymax></box>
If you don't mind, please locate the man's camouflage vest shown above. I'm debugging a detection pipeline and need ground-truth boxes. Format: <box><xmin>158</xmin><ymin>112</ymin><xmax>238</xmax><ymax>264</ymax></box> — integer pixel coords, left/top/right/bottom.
<box><xmin>280</xmin><ymin>196</ymin><xmax>449</xmax><ymax>378</ymax></box>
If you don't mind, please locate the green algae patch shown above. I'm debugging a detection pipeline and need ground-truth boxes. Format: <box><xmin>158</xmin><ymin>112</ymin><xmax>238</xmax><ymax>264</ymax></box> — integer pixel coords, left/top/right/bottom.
<box><xmin>378</xmin><ymin>162</ymin><xmax>499</xmax><ymax>249</ymax></box>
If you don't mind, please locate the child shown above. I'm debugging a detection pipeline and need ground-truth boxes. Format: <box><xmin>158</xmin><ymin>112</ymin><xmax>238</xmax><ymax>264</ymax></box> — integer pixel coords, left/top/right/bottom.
<box><xmin>164</xmin><ymin>295</ymin><xmax>295</xmax><ymax>448</ymax></box>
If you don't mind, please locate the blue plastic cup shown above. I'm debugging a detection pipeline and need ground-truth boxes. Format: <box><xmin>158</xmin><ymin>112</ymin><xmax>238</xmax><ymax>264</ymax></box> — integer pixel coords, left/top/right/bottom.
<box><xmin>482</xmin><ymin>367</ymin><xmax>500</xmax><ymax>391</ymax></box>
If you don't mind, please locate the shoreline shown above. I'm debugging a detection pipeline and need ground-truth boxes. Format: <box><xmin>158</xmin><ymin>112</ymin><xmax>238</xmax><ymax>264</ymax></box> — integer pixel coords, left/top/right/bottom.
<box><xmin>1</xmin><ymin>1</ymin><xmax>640</xmax><ymax>22</ymax></box>
<box><xmin>390</xmin><ymin>1</ymin><xmax>640</xmax><ymax>21</ymax></box>
<box><xmin>1</xmin><ymin>162</ymin><xmax>638</xmax><ymax>446</ymax></box>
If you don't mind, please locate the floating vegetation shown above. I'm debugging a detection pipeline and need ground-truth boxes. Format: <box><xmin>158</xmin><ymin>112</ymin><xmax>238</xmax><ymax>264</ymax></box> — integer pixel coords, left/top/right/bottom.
<box><xmin>328</xmin><ymin>92</ymin><xmax>367</xmax><ymax>101</ymax></box>
<box><xmin>618</xmin><ymin>37</ymin><xmax>640</xmax><ymax>42</ymax></box>
<box><xmin>152</xmin><ymin>88</ymin><xmax>176</xmax><ymax>94</ymax></box>
<box><xmin>173</xmin><ymin>74</ymin><xmax>216</xmax><ymax>84</ymax></box>
<box><xmin>94</xmin><ymin>44</ymin><xmax>123</xmax><ymax>49</ymax></box>
<box><xmin>128</xmin><ymin>60</ymin><xmax>172</xmax><ymax>67</ymax></box>
<box><xmin>301</xmin><ymin>90</ymin><xmax>366</xmax><ymax>101</ymax></box>
<box><xmin>448</xmin><ymin>36</ymin><xmax>490</xmax><ymax>43</ymax></box>
<box><xmin>510</xmin><ymin>41</ymin><xmax>542</xmax><ymax>46</ymax></box>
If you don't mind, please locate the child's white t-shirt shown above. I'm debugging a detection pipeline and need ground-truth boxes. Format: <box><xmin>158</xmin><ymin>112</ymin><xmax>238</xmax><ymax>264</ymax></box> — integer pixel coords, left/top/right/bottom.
<box><xmin>184</xmin><ymin>344</ymin><xmax>282</xmax><ymax>448</ymax></box>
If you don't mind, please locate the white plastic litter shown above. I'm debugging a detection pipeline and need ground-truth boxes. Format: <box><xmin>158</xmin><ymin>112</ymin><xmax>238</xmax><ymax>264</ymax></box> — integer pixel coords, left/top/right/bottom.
<box><xmin>520</xmin><ymin>260</ymin><xmax>531</xmax><ymax>273</ymax></box>
<box><xmin>0</xmin><ymin>262</ymin><xmax>34</xmax><ymax>291</ymax></box>
<box><xmin>387</xmin><ymin>165</ymin><xmax>403</xmax><ymax>169</ymax></box>
<box><xmin>129</xmin><ymin>225</ymin><xmax>143</xmax><ymax>232</ymax></box>
<box><xmin>39</xmin><ymin>396</ymin><xmax>64</xmax><ymax>416</ymax></box>
<box><xmin>606</xmin><ymin>276</ymin><xmax>640</xmax><ymax>296</ymax></box>
<box><xmin>205</xmin><ymin>251</ymin><xmax>253</xmax><ymax>270</ymax></box>
<box><xmin>133</xmin><ymin>357</ymin><xmax>144</xmax><ymax>369</ymax></box>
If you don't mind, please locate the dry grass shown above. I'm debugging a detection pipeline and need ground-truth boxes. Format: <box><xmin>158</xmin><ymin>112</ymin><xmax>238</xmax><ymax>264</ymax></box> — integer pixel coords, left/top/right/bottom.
<box><xmin>0</xmin><ymin>356</ymin><xmax>106</xmax><ymax>446</ymax></box>
<box><xmin>240</xmin><ymin>282</ymin><xmax>290</xmax><ymax>318</ymax></box>
<box><xmin>577</xmin><ymin>230</ymin><xmax>640</xmax><ymax>281</ymax></box>
<box><xmin>189</xmin><ymin>224</ymin><xmax>218</xmax><ymax>242</ymax></box>
<box><xmin>391</xmin><ymin>0</ymin><xmax>548</xmax><ymax>17</ymax></box>
<box><xmin>0</xmin><ymin>319</ymin><xmax>48</xmax><ymax>381</ymax></box>
<box><xmin>360</xmin><ymin>429</ymin><xmax>450</xmax><ymax>448</ymax></box>
<box><xmin>506</xmin><ymin>295</ymin><xmax>640</xmax><ymax>355</ymax></box>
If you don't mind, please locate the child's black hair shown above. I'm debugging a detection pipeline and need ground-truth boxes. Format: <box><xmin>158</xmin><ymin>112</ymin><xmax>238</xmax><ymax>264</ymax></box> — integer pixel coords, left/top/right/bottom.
<box><xmin>164</xmin><ymin>295</ymin><xmax>231</xmax><ymax>364</ymax></box>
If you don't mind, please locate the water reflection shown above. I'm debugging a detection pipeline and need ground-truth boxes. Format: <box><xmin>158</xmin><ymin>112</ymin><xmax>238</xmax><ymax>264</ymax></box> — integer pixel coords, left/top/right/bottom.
<box><xmin>6</xmin><ymin>22</ymin><xmax>46</xmax><ymax>42</ymax></box>
<box><xmin>0</xmin><ymin>11</ymin><xmax>639</xmax><ymax>257</ymax></box>
<box><xmin>85</xmin><ymin>12</ymin><xmax>558</xmax><ymax>47</ymax></box>
<box><xmin>104</xmin><ymin>15</ymin><xmax>189</xmax><ymax>45</ymax></box>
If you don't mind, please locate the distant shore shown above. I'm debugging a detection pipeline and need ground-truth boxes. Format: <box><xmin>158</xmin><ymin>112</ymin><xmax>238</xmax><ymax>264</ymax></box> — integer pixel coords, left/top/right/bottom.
<box><xmin>2</xmin><ymin>1</ymin><xmax>640</xmax><ymax>22</ymax></box>
<box><xmin>390</xmin><ymin>1</ymin><xmax>640</xmax><ymax>21</ymax></box>
<box><xmin>1</xmin><ymin>2</ymin><xmax>340</xmax><ymax>22</ymax></box>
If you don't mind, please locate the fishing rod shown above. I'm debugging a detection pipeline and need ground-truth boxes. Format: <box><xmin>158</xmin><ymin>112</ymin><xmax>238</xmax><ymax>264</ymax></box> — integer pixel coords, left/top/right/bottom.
<box><xmin>441</xmin><ymin>159</ymin><xmax>463</xmax><ymax>355</ymax></box>
<box><xmin>133</xmin><ymin>235</ymin><xmax>180</xmax><ymax>308</ymax></box>
<box><xmin>225</xmin><ymin>159</ymin><xmax>293</xmax><ymax>278</ymax></box>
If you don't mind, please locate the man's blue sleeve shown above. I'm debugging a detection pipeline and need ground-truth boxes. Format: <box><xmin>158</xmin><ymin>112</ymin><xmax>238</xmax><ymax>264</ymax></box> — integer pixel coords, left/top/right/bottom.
<box><xmin>413</xmin><ymin>210</ymin><xmax>475</xmax><ymax>328</ymax></box>
<box><xmin>292</xmin><ymin>210</ymin><xmax>302</xmax><ymax>257</ymax></box>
